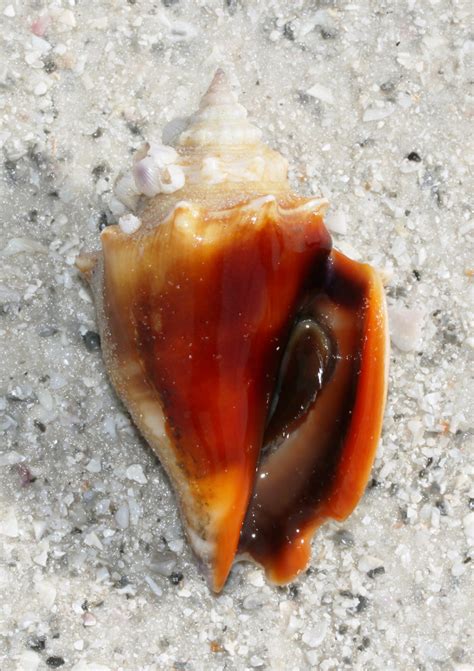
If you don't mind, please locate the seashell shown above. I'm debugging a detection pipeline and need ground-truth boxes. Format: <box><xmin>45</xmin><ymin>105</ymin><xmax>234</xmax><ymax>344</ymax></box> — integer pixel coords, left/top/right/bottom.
<box><xmin>111</xmin><ymin>171</ymin><xmax>141</xmax><ymax>215</ymax></box>
<box><xmin>132</xmin><ymin>143</ymin><xmax>185</xmax><ymax>197</ymax></box>
<box><xmin>76</xmin><ymin>69</ymin><xmax>388</xmax><ymax>592</ymax></box>
<box><xmin>118</xmin><ymin>213</ymin><xmax>141</xmax><ymax>235</ymax></box>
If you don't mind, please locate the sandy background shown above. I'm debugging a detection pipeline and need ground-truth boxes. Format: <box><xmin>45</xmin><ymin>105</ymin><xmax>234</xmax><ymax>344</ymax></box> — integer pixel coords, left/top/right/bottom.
<box><xmin>0</xmin><ymin>1</ymin><xmax>472</xmax><ymax>669</ymax></box>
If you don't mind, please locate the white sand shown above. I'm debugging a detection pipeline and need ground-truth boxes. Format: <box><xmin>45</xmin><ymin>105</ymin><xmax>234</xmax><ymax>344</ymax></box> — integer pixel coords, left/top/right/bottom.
<box><xmin>0</xmin><ymin>1</ymin><xmax>472</xmax><ymax>669</ymax></box>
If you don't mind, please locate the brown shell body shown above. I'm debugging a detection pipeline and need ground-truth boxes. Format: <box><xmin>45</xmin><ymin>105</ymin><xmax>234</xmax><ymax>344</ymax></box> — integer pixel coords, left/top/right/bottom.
<box><xmin>76</xmin><ymin>72</ymin><xmax>388</xmax><ymax>592</ymax></box>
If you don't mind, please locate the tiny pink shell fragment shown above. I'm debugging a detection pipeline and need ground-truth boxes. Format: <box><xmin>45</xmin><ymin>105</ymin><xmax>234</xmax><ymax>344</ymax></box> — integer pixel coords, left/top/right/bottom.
<box><xmin>17</xmin><ymin>464</ymin><xmax>35</xmax><ymax>487</ymax></box>
<box><xmin>31</xmin><ymin>15</ymin><xmax>51</xmax><ymax>37</ymax></box>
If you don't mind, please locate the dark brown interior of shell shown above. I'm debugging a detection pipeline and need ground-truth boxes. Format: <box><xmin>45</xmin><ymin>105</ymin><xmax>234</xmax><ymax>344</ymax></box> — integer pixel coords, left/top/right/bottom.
<box><xmin>238</xmin><ymin>250</ymin><xmax>387</xmax><ymax>583</ymax></box>
<box><xmin>263</xmin><ymin>317</ymin><xmax>335</xmax><ymax>449</ymax></box>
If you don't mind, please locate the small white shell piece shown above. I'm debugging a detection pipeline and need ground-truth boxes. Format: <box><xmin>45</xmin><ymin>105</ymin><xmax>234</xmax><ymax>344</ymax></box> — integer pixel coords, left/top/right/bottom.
<box><xmin>118</xmin><ymin>213</ymin><xmax>142</xmax><ymax>235</ymax></box>
<box><xmin>133</xmin><ymin>142</ymin><xmax>185</xmax><ymax>198</ymax></box>
<box><xmin>111</xmin><ymin>171</ymin><xmax>141</xmax><ymax>215</ymax></box>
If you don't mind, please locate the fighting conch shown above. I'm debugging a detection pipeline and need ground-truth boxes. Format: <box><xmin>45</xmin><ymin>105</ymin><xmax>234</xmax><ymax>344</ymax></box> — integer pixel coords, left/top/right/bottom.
<box><xmin>76</xmin><ymin>70</ymin><xmax>388</xmax><ymax>592</ymax></box>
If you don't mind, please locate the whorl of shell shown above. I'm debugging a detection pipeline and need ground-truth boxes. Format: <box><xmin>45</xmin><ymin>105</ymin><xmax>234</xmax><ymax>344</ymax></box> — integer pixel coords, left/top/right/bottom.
<box><xmin>174</xmin><ymin>68</ymin><xmax>289</xmax><ymax>188</ymax></box>
<box><xmin>111</xmin><ymin>69</ymin><xmax>309</xmax><ymax>228</ymax></box>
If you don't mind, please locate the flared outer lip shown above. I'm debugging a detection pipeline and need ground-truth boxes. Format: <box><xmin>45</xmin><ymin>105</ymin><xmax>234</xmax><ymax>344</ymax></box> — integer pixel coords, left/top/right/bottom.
<box><xmin>257</xmin><ymin>250</ymin><xmax>389</xmax><ymax>585</ymax></box>
<box><xmin>324</xmin><ymin>251</ymin><xmax>389</xmax><ymax>520</ymax></box>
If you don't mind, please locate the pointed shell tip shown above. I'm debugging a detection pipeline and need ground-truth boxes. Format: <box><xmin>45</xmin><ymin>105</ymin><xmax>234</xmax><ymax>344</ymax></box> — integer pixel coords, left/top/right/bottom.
<box><xmin>210</xmin><ymin>67</ymin><xmax>229</xmax><ymax>88</ymax></box>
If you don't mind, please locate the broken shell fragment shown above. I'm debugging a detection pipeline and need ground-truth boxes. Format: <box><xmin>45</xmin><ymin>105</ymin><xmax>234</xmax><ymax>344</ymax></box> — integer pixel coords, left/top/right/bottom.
<box><xmin>111</xmin><ymin>171</ymin><xmax>140</xmax><ymax>215</ymax></box>
<box><xmin>76</xmin><ymin>69</ymin><xmax>388</xmax><ymax>592</ymax></box>
<box><xmin>118</xmin><ymin>213</ymin><xmax>141</xmax><ymax>235</ymax></box>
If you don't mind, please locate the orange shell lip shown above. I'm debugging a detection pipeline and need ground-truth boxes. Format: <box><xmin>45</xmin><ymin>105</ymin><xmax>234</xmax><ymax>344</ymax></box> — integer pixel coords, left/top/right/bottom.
<box><xmin>76</xmin><ymin>196</ymin><xmax>388</xmax><ymax>592</ymax></box>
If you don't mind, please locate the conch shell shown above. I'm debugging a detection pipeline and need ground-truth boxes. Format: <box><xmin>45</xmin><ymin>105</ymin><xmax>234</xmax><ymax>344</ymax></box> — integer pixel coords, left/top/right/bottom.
<box><xmin>76</xmin><ymin>70</ymin><xmax>388</xmax><ymax>592</ymax></box>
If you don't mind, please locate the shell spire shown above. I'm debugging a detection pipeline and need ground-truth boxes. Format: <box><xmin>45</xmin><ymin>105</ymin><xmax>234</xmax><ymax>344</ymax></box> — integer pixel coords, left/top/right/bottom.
<box><xmin>112</xmin><ymin>69</ymin><xmax>292</xmax><ymax>219</ymax></box>
<box><xmin>172</xmin><ymin>68</ymin><xmax>289</xmax><ymax>190</ymax></box>
<box><xmin>178</xmin><ymin>69</ymin><xmax>263</xmax><ymax>147</ymax></box>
